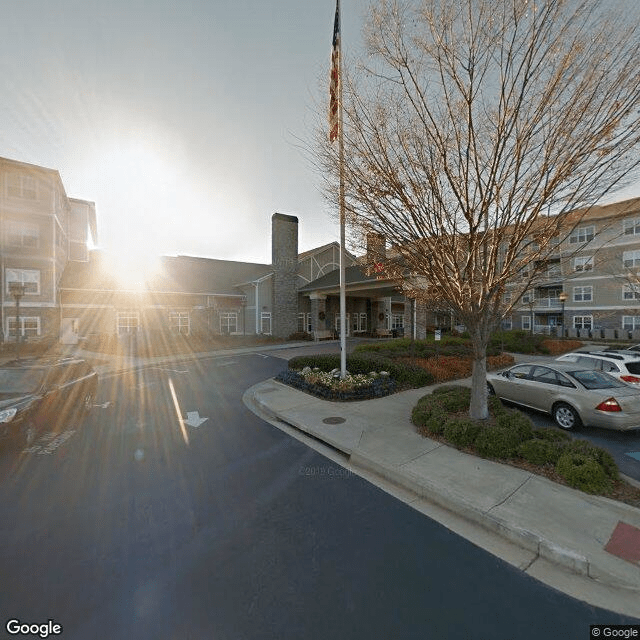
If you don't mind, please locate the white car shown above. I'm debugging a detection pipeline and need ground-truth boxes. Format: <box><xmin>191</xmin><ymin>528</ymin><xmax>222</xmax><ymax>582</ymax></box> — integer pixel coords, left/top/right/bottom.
<box><xmin>555</xmin><ymin>350</ymin><xmax>640</xmax><ymax>385</ymax></box>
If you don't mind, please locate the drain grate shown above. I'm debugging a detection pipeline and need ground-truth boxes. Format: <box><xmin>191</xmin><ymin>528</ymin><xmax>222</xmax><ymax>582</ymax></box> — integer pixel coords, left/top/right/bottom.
<box><xmin>323</xmin><ymin>416</ymin><xmax>346</xmax><ymax>425</ymax></box>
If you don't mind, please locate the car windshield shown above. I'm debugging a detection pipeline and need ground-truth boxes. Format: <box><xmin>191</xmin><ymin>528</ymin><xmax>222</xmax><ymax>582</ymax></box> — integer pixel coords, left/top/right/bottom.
<box><xmin>0</xmin><ymin>368</ymin><xmax>46</xmax><ymax>394</ymax></box>
<box><xmin>567</xmin><ymin>369</ymin><xmax>625</xmax><ymax>390</ymax></box>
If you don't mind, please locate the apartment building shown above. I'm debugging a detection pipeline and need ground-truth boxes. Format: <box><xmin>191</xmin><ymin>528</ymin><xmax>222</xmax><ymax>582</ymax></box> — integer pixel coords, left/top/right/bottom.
<box><xmin>0</xmin><ymin>157</ymin><xmax>96</xmax><ymax>343</ymax></box>
<box><xmin>508</xmin><ymin>197</ymin><xmax>640</xmax><ymax>339</ymax></box>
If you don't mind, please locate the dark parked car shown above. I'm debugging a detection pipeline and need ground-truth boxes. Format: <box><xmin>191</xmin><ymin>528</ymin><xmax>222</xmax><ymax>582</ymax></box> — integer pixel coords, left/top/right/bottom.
<box><xmin>0</xmin><ymin>357</ymin><xmax>98</xmax><ymax>446</ymax></box>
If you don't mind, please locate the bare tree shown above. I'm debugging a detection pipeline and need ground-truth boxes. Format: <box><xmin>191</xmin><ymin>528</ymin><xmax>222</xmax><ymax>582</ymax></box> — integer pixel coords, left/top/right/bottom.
<box><xmin>317</xmin><ymin>0</ymin><xmax>640</xmax><ymax>420</ymax></box>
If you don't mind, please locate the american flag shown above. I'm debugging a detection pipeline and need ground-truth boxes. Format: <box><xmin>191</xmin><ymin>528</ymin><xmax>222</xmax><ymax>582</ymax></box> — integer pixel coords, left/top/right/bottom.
<box><xmin>329</xmin><ymin>0</ymin><xmax>340</xmax><ymax>142</ymax></box>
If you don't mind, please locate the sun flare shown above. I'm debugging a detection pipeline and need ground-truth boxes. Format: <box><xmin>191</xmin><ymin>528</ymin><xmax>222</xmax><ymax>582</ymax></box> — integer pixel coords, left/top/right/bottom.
<box><xmin>102</xmin><ymin>251</ymin><xmax>162</xmax><ymax>291</ymax></box>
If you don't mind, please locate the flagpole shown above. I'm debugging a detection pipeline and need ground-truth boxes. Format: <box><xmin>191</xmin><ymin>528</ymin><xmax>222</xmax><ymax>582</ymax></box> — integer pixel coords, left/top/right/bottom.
<box><xmin>337</xmin><ymin>0</ymin><xmax>347</xmax><ymax>379</ymax></box>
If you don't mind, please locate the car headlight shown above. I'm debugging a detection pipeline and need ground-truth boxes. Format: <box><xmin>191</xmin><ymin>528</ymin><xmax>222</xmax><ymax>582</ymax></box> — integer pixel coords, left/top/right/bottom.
<box><xmin>0</xmin><ymin>408</ymin><xmax>17</xmax><ymax>423</ymax></box>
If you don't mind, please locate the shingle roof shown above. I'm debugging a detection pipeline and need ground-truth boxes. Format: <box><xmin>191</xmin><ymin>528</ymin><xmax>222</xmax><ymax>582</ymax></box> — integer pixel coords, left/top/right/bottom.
<box><xmin>60</xmin><ymin>252</ymin><xmax>272</xmax><ymax>295</ymax></box>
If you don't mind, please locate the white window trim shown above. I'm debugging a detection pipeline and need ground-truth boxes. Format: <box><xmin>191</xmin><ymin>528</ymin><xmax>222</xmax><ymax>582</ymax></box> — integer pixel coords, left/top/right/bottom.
<box><xmin>5</xmin><ymin>269</ymin><xmax>41</xmax><ymax>296</ymax></box>
<box><xmin>116</xmin><ymin>311</ymin><xmax>140</xmax><ymax>335</ymax></box>
<box><xmin>573</xmin><ymin>256</ymin><xmax>593</xmax><ymax>272</ymax></box>
<box><xmin>624</xmin><ymin>218</ymin><xmax>640</xmax><ymax>236</ymax></box>
<box><xmin>569</xmin><ymin>226</ymin><xmax>595</xmax><ymax>244</ymax></box>
<box><xmin>573</xmin><ymin>315</ymin><xmax>593</xmax><ymax>330</ymax></box>
<box><xmin>7</xmin><ymin>174</ymin><xmax>37</xmax><ymax>200</ymax></box>
<box><xmin>573</xmin><ymin>285</ymin><xmax>593</xmax><ymax>302</ymax></box>
<box><xmin>623</xmin><ymin>284</ymin><xmax>640</xmax><ymax>301</ymax></box>
<box><xmin>6</xmin><ymin>221</ymin><xmax>39</xmax><ymax>248</ymax></box>
<box><xmin>6</xmin><ymin>316</ymin><xmax>41</xmax><ymax>338</ymax></box>
<box><xmin>623</xmin><ymin>250</ymin><xmax>640</xmax><ymax>269</ymax></box>
<box><xmin>260</xmin><ymin>312</ymin><xmax>272</xmax><ymax>335</ymax></box>
<box><xmin>220</xmin><ymin>311</ymin><xmax>238</xmax><ymax>334</ymax></box>
<box><xmin>169</xmin><ymin>310</ymin><xmax>190</xmax><ymax>335</ymax></box>
<box><xmin>623</xmin><ymin>316</ymin><xmax>640</xmax><ymax>330</ymax></box>
<box><xmin>521</xmin><ymin>316</ymin><xmax>531</xmax><ymax>330</ymax></box>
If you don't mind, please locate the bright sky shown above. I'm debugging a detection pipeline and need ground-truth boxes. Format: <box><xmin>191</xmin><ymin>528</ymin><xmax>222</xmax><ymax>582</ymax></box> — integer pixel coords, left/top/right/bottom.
<box><xmin>1</xmin><ymin>1</ymin><xmax>638</xmax><ymax>267</ymax></box>
<box><xmin>0</xmin><ymin>0</ymin><xmax>368</xmax><ymax>264</ymax></box>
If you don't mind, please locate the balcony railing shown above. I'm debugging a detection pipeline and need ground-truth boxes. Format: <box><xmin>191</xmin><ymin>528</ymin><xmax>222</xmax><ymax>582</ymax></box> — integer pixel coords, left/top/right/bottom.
<box><xmin>520</xmin><ymin>297</ymin><xmax>563</xmax><ymax>309</ymax></box>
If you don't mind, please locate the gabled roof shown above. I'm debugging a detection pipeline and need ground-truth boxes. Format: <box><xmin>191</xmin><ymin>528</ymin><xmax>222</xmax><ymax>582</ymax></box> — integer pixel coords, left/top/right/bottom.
<box><xmin>298</xmin><ymin>265</ymin><xmax>381</xmax><ymax>293</ymax></box>
<box><xmin>298</xmin><ymin>241</ymin><xmax>357</xmax><ymax>262</ymax></box>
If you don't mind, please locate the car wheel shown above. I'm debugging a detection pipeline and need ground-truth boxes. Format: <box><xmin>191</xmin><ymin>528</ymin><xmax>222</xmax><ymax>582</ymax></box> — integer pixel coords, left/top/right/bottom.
<box><xmin>486</xmin><ymin>383</ymin><xmax>495</xmax><ymax>396</ymax></box>
<box><xmin>553</xmin><ymin>402</ymin><xmax>581</xmax><ymax>430</ymax></box>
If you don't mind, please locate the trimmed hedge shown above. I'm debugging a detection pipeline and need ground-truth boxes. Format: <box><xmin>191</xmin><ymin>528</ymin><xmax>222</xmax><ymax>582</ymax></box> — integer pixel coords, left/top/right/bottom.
<box><xmin>287</xmin><ymin>353</ymin><xmax>434</xmax><ymax>388</ymax></box>
<box><xmin>517</xmin><ymin>439</ymin><xmax>564</xmax><ymax>466</ymax></box>
<box><xmin>556</xmin><ymin>452</ymin><xmax>612</xmax><ymax>494</ymax></box>
<box><xmin>443</xmin><ymin>418</ymin><xmax>482</xmax><ymax>448</ymax></box>
<box><xmin>411</xmin><ymin>387</ymin><xmax>620</xmax><ymax>495</ymax></box>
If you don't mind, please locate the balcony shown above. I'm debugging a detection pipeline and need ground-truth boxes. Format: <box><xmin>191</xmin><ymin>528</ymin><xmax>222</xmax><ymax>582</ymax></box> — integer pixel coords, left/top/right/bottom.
<box><xmin>520</xmin><ymin>296</ymin><xmax>563</xmax><ymax>309</ymax></box>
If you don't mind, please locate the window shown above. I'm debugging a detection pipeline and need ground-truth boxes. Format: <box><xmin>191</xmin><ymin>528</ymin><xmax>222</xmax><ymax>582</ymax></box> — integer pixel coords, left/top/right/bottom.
<box><xmin>573</xmin><ymin>315</ymin><xmax>592</xmax><ymax>330</ymax></box>
<box><xmin>573</xmin><ymin>286</ymin><xmax>593</xmax><ymax>302</ymax></box>
<box><xmin>116</xmin><ymin>312</ymin><xmax>139</xmax><ymax>335</ymax></box>
<box><xmin>5</xmin><ymin>269</ymin><xmax>40</xmax><ymax>295</ymax></box>
<box><xmin>623</xmin><ymin>284</ymin><xmax>640</xmax><ymax>301</ymax></box>
<box><xmin>261</xmin><ymin>312</ymin><xmax>272</xmax><ymax>335</ymax></box>
<box><xmin>569</xmin><ymin>226</ymin><xmax>595</xmax><ymax>244</ymax></box>
<box><xmin>501</xmin><ymin>316</ymin><xmax>512</xmax><ymax>330</ymax></box>
<box><xmin>169</xmin><ymin>311</ymin><xmax>190</xmax><ymax>335</ymax></box>
<box><xmin>521</xmin><ymin>316</ymin><xmax>531</xmax><ymax>330</ymax></box>
<box><xmin>623</xmin><ymin>250</ymin><xmax>640</xmax><ymax>269</ymax></box>
<box><xmin>220</xmin><ymin>312</ymin><xmax>237</xmax><ymax>334</ymax></box>
<box><xmin>573</xmin><ymin>256</ymin><xmax>593</xmax><ymax>272</ymax></box>
<box><xmin>531</xmin><ymin>366</ymin><xmax>563</xmax><ymax>385</ymax></box>
<box><xmin>7</xmin><ymin>174</ymin><xmax>37</xmax><ymax>199</ymax></box>
<box><xmin>510</xmin><ymin>365</ymin><xmax>533</xmax><ymax>379</ymax></box>
<box><xmin>623</xmin><ymin>316</ymin><xmax>640</xmax><ymax>330</ymax></box>
<box><xmin>391</xmin><ymin>314</ymin><xmax>404</xmax><ymax>330</ymax></box>
<box><xmin>352</xmin><ymin>313</ymin><xmax>367</xmax><ymax>333</ymax></box>
<box><xmin>624</xmin><ymin>218</ymin><xmax>640</xmax><ymax>236</ymax></box>
<box><xmin>298</xmin><ymin>313</ymin><xmax>311</xmax><ymax>333</ymax></box>
<box><xmin>6</xmin><ymin>316</ymin><xmax>40</xmax><ymax>338</ymax></box>
<box><xmin>6</xmin><ymin>221</ymin><xmax>39</xmax><ymax>248</ymax></box>
<box><xmin>521</xmin><ymin>290</ymin><xmax>534</xmax><ymax>304</ymax></box>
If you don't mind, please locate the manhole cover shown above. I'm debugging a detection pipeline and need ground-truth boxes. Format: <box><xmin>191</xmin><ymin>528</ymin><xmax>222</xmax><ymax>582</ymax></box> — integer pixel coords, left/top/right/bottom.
<box><xmin>323</xmin><ymin>417</ymin><xmax>346</xmax><ymax>425</ymax></box>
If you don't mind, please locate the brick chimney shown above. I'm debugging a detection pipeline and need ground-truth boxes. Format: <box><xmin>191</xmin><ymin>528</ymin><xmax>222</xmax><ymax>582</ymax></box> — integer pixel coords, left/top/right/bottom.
<box><xmin>271</xmin><ymin>213</ymin><xmax>299</xmax><ymax>338</ymax></box>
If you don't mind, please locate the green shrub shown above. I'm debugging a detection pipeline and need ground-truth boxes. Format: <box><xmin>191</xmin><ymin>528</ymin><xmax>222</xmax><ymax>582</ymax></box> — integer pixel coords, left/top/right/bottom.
<box><xmin>496</xmin><ymin>410</ymin><xmax>533</xmax><ymax>441</ymax></box>
<box><xmin>488</xmin><ymin>395</ymin><xmax>508</xmax><ymax>418</ymax></box>
<box><xmin>517</xmin><ymin>439</ymin><xmax>564</xmax><ymax>466</ymax></box>
<box><xmin>289</xmin><ymin>352</ymin><xmax>435</xmax><ymax>387</ymax></box>
<box><xmin>563</xmin><ymin>439</ymin><xmax>619</xmax><ymax>481</ymax></box>
<box><xmin>443</xmin><ymin>418</ymin><xmax>482</xmax><ymax>448</ymax></box>
<box><xmin>556</xmin><ymin>453</ymin><xmax>612</xmax><ymax>494</ymax></box>
<box><xmin>474</xmin><ymin>426</ymin><xmax>521</xmax><ymax>459</ymax></box>
<box><xmin>490</xmin><ymin>330</ymin><xmax>547</xmax><ymax>355</ymax></box>
<box><xmin>411</xmin><ymin>399</ymin><xmax>448</xmax><ymax>435</ymax></box>
<box><xmin>431</xmin><ymin>387</ymin><xmax>471</xmax><ymax>413</ymax></box>
<box><xmin>532</xmin><ymin>428</ymin><xmax>571</xmax><ymax>443</ymax></box>
<box><xmin>432</xmin><ymin>384</ymin><xmax>468</xmax><ymax>395</ymax></box>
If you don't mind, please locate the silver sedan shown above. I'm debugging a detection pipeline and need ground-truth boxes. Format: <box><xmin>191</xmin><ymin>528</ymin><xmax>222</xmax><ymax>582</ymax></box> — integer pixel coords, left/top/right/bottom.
<box><xmin>486</xmin><ymin>362</ymin><xmax>640</xmax><ymax>431</ymax></box>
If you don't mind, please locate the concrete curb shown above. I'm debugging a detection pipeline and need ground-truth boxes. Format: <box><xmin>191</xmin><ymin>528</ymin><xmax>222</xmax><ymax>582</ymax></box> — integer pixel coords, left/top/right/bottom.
<box><xmin>247</xmin><ymin>382</ymin><xmax>640</xmax><ymax>593</ymax></box>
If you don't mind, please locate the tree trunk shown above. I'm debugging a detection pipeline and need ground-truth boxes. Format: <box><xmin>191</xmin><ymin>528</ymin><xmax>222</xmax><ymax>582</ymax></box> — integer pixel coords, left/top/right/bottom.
<box><xmin>469</xmin><ymin>353</ymin><xmax>489</xmax><ymax>420</ymax></box>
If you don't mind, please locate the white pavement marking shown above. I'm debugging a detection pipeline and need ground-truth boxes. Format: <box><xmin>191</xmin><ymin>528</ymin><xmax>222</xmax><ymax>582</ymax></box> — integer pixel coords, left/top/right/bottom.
<box><xmin>183</xmin><ymin>411</ymin><xmax>208</xmax><ymax>428</ymax></box>
<box><xmin>22</xmin><ymin>429</ymin><xmax>77</xmax><ymax>455</ymax></box>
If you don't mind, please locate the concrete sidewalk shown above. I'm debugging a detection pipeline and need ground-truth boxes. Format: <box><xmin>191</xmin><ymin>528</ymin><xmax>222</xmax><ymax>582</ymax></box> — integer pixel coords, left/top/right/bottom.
<box><xmin>246</xmin><ymin>378</ymin><xmax>640</xmax><ymax>618</ymax></box>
